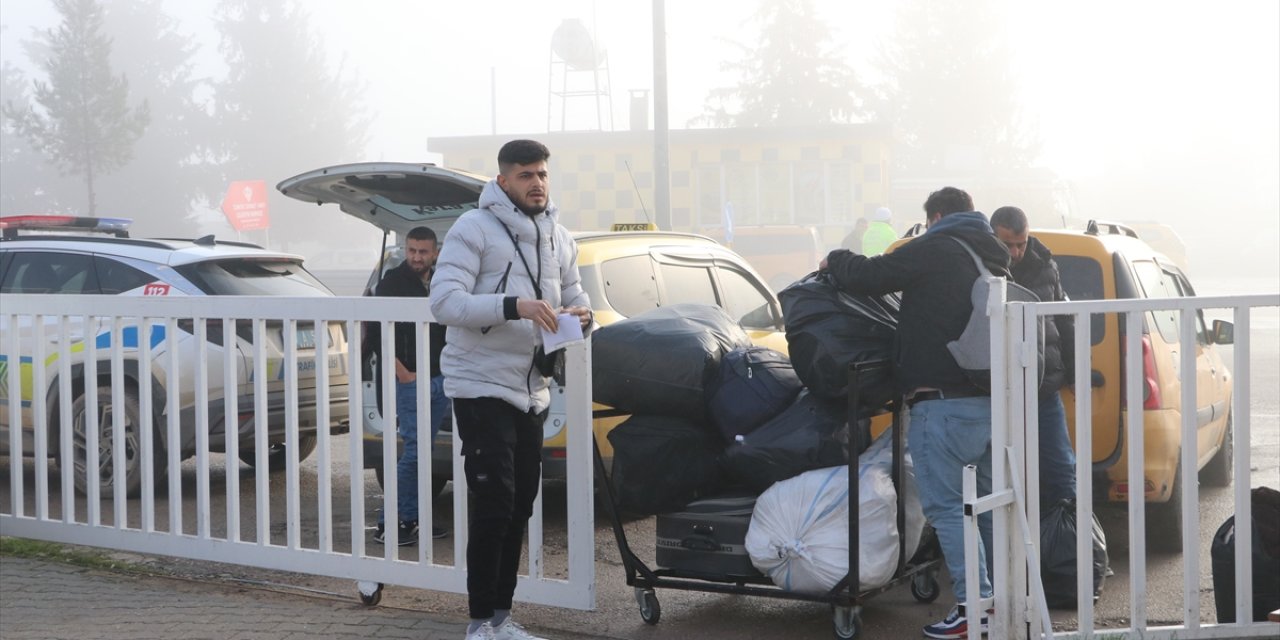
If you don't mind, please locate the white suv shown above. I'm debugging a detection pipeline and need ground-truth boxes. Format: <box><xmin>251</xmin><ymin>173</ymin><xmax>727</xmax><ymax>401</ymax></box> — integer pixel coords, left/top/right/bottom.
<box><xmin>0</xmin><ymin>215</ymin><xmax>351</xmax><ymax>495</ymax></box>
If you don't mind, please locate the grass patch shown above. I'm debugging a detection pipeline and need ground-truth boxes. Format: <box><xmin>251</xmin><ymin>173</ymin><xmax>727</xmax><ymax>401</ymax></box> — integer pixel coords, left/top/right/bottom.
<box><xmin>0</xmin><ymin>536</ymin><xmax>146</xmax><ymax>573</ymax></box>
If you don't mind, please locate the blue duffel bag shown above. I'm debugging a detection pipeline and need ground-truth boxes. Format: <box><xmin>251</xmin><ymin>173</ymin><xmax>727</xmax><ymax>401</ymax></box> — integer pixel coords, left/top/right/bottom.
<box><xmin>705</xmin><ymin>346</ymin><xmax>804</xmax><ymax>443</ymax></box>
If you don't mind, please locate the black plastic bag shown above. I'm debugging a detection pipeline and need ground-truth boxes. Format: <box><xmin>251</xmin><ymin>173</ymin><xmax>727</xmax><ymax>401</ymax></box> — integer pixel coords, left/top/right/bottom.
<box><xmin>778</xmin><ymin>271</ymin><xmax>899</xmax><ymax>410</ymax></box>
<box><xmin>1040</xmin><ymin>497</ymin><xmax>1108</xmax><ymax>608</ymax></box>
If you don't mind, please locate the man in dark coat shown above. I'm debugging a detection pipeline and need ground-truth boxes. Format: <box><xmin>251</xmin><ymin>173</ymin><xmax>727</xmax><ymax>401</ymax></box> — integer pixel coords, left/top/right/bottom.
<box><xmin>821</xmin><ymin>187</ymin><xmax>1008</xmax><ymax>639</ymax></box>
<box><xmin>991</xmin><ymin>206</ymin><xmax>1077</xmax><ymax>507</ymax></box>
<box><xmin>368</xmin><ymin>226</ymin><xmax>451</xmax><ymax>543</ymax></box>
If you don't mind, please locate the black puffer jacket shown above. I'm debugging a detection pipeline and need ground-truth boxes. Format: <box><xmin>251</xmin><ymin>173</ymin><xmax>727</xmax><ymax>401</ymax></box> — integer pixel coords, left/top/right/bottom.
<box><xmin>1011</xmin><ymin>236</ymin><xmax>1075</xmax><ymax>397</ymax></box>
<box><xmin>824</xmin><ymin>212</ymin><xmax>1010</xmax><ymax>395</ymax></box>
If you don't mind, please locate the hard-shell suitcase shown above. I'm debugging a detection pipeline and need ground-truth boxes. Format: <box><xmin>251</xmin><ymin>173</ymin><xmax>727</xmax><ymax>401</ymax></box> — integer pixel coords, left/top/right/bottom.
<box><xmin>655</xmin><ymin>494</ymin><xmax>762</xmax><ymax>580</ymax></box>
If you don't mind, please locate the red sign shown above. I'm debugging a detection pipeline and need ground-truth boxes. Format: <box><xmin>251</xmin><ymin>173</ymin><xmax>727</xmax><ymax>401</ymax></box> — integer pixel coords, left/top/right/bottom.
<box><xmin>221</xmin><ymin>180</ymin><xmax>270</xmax><ymax>231</ymax></box>
<box><xmin>143</xmin><ymin>283</ymin><xmax>171</xmax><ymax>296</ymax></box>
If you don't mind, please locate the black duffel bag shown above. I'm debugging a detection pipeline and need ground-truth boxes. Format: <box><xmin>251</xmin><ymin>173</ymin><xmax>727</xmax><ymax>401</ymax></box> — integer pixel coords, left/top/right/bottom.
<box><xmin>720</xmin><ymin>390</ymin><xmax>866</xmax><ymax>493</ymax></box>
<box><xmin>607</xmin><ymin>414</ymin><xmax>727</xmax><ymax>516</ymax></box>
<box><xmin>1211</xmin><ymin>486</ymin><xmax>1280</xmax><ymax>623</ymax></box>
<box><xmin>778</xmin><ymin>271</ymin><xmax>899</xmax><ymax>411</ymax></box>
<box><xmin>593</xmin><ymin>303</ymin><xmax>751</xmax><ymax>422</ymax></box>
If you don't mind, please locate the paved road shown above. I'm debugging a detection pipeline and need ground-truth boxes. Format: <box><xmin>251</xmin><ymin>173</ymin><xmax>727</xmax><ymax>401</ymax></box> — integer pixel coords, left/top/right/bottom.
<box><xmin>0</xmin><ymin>554</ymin><xmax>601</xmax><ymax>640</ymax></box>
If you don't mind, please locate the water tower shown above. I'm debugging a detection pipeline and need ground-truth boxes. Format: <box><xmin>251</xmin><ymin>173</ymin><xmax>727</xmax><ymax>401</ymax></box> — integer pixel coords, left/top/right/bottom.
<box><xmin>548</xmin><ymin>18</ymin><xmax>613</xmax><ymax>132</ymax></box>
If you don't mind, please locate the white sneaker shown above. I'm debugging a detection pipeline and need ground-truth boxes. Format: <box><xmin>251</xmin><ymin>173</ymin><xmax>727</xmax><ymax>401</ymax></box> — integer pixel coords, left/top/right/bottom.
<box><xmin>492</xmin><ymin>618</ymin><xmax>549</xmax><ymax>640</ymax></box>
<box><xmin>464</xmin><ymin>622</ymin><xmax>496</xmax><ymax>640</ymax></box>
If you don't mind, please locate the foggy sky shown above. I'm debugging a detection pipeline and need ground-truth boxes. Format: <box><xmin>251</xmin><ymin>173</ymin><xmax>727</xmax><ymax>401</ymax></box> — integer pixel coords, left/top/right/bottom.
<box><xmin>1</xmin><ymin>0</ymin><xmax>1277</xmax><ymax>285</ymax></box>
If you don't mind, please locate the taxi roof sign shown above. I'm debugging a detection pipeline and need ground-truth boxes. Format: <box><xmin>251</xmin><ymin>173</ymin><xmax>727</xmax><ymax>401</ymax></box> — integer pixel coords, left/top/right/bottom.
<box><xmin>611</xmin><ymin>222</ymin><xmax>658</xmax><ymax>232</ymax></box>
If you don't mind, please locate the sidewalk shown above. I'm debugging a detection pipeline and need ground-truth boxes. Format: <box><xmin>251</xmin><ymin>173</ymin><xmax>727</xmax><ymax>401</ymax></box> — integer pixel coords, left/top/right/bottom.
<box><xmin>0</xmin><ymin>556</ymin><xmax>585</xmax><ymax>640</ymax></box>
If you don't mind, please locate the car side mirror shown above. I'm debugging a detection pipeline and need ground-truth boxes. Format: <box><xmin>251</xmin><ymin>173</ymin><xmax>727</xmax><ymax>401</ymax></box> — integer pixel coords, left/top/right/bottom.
<box><xmin>1211</xmin><ymin>319</ymin><xmax>1234</xmax><ymax>345</ymax></box>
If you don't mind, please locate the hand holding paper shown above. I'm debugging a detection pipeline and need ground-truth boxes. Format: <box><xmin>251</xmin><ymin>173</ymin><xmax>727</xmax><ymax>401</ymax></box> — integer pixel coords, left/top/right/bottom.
<box><xmin>541</xmin><ymin>312</ymin><xmax>584</xmax><ymax>353</ymax></box>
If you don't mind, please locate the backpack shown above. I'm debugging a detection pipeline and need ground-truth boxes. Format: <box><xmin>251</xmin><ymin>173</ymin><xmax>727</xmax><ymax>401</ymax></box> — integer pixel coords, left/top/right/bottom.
<box><xmin>705</xmin><ymin>346</ymin><xmax>804</xmax><ymax>443</ymax></box>
<box><xmin>945</xmin><ymin>236</ymin><xmax>1044</xmax><ymax>392</ymax></box>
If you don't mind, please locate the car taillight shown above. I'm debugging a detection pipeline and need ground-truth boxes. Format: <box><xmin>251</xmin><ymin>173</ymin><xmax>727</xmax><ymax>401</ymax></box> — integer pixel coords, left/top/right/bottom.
<box><xmin>1122</xmin><ymin>333</ymin><xmax>1162</xmax><ymax>411</ymax></box>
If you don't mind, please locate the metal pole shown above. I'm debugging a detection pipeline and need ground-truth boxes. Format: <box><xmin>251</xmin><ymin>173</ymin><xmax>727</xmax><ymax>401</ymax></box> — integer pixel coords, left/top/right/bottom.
<box><xmin>653</xmin><ymin>0</ymin><xmax>671</xmax><ymax>230</ymax></box>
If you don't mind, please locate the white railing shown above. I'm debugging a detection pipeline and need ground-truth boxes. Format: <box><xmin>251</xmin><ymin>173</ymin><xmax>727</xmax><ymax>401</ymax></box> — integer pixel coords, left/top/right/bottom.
<box><xmin>0</xmin><ymin>294</ymin><xmax>596</xmax><ymax>610</ymax></box>
<box><xmin>972</xmin><ymin>280</ymin><xmax>1279</xmax><ymax>639</ymax></box>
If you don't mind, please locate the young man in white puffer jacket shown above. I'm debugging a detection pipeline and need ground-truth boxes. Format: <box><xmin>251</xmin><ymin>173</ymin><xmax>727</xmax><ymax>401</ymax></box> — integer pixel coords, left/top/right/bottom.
<box><xmin>430</xmin><ymin>139</ymin><xmax>592</xmax><ymax>640</ymax></box>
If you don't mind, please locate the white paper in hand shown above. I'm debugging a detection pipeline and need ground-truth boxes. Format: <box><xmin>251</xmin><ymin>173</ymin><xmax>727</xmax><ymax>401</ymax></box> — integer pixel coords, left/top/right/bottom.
<box><xmin>541</xmin><ymin>313</ymin><xmax>584</xmax><ymax>353</ymax></box>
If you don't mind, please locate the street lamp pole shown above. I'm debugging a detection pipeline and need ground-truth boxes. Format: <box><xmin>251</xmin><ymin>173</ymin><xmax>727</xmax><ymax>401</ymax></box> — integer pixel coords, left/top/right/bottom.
<box><xmin>653</xmin><ymin>0</ymin><xmax>671</xmax><ymax>230</ymax></box>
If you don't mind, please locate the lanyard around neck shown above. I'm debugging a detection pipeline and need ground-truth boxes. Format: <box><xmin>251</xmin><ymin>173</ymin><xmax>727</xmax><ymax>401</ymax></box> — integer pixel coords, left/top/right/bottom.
<box><xmin>493</xmin><ymin>212</ymin><xmax>542</xmax><ymax>300</ymax></box>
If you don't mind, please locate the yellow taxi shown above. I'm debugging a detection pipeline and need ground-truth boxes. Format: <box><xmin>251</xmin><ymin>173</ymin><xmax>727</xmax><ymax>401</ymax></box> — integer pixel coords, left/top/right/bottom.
<box><xmin>1037</xmin><ymin>222</ymin><xmax>1232</xmax><ymax>553</ymax></box>
<box><xmin>533</xmin><ymin>225</ymin><xmax>789</xmax><ymax>481</ymax></box>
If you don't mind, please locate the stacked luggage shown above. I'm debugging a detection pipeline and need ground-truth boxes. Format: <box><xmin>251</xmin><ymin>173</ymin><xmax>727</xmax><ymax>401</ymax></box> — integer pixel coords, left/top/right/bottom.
<box><xmin>591</xmin><ymin>282</ymin><xmax>925</xmax><ymax>595</ymax></box>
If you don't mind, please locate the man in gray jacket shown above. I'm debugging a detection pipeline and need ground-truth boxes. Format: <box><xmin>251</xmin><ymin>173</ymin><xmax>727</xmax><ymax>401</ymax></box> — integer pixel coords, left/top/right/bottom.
<box><xmin>430</xmin><ymin>139</ymin><xmax>592</xmax><ymax>640</ymax></box>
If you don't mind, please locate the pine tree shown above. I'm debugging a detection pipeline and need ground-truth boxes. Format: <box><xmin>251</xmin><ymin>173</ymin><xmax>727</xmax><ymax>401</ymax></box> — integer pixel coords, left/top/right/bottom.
<box><xmin>1</xmin><ymin>58</ymin><xmax>79</xmax><ymax>215</ymax></box>
<box><xmin>3</xmin><ymin>0</ymin><xmax>149</xmax><ymax>216</ymax></box>
<box><xmin>691</xmin><ymin>0</ymin><xmax>866</xmax><ymax>128</ymax></box>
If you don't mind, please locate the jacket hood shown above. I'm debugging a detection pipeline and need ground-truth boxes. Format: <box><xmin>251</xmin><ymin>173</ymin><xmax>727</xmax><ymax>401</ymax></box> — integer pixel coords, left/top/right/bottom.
<box><xmin>924</xmin><ymin>211</ymin><xmax>992</xmax><ymax>237</ymax></box>
<box><xmin>478</xmin><ymin>179</ymin><xmax>559</xmax><ymax>223</ymax></box>
<box><xmin>925</xmin><ymin>211</ymin><xmax>1010</xmax><ymax>274</ymax></box>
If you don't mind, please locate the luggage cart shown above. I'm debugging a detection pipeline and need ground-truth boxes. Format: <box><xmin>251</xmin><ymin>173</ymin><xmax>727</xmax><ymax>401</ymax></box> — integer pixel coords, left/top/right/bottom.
<box><xmin>593</xmin><ymin>360</ymin><xmax>943</xmax><ymax>639</ymax></box>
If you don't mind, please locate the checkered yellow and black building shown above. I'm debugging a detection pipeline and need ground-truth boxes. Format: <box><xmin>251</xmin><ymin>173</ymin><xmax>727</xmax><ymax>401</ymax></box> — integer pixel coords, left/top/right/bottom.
<box><xmin>429</xmin><ymin>123</ymin><xmax>892</xmax><ymax>249</ymax></box>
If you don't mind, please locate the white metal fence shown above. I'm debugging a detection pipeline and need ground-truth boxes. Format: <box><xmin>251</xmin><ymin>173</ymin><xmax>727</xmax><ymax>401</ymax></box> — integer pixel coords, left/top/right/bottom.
<box><xmin>0</xmin><ymin>293</ymin><xmax>596</xmax><ymax>610</ymax></box>
<box><xmin>973</xmin><ymin>279</ymin><xmax>1279</xmax><ymax>639</ymax></box>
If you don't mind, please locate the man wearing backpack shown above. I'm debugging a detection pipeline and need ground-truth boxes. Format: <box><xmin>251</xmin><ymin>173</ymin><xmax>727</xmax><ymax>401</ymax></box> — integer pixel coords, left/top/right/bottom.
<box><xmin>820</xmin><ymin>186</ymin><xmax>1011</xmax><ymax>639</ymax></box>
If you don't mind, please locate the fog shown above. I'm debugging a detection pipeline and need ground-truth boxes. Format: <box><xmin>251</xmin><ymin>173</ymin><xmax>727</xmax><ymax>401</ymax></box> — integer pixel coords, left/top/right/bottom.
<box><xmin>1</xmin><ymin>0</ymin><xmax>1276</xmax><ymax>290</ymax></box>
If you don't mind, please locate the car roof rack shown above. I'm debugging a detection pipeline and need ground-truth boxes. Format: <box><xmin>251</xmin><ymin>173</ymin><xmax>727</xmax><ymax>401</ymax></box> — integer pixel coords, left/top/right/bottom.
<box><xmin>1085</xmin><ymin>219</ymin><xmax>1139</xmax><ymax>238</ymax></box>
<box><xmin>0</xmin><ymin>215</ymin><xmax>132</xmax><ymax>239</ymax></box>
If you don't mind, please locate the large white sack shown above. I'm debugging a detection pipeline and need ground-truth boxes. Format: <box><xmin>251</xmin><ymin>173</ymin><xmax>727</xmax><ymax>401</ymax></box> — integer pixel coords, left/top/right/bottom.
<box><xmin>744</xmin><ymin>430</ymin><xmax>924</xmax><ymax>593</ymax></box>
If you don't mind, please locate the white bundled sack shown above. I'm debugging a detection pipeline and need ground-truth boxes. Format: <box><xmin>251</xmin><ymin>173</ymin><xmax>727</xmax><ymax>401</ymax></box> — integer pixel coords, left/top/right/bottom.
<box><xmin>744</xmin><ymin>430</ymin><xmax>923</xmax><ymax>593</ymax></box>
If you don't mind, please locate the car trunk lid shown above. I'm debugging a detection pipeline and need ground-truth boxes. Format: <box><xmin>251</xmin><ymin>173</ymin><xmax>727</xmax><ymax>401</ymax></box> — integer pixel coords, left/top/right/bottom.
<box><xmin>276</xmin><ymin>162</ymin><xmax>487</xmax><ymax>238</ymax></box>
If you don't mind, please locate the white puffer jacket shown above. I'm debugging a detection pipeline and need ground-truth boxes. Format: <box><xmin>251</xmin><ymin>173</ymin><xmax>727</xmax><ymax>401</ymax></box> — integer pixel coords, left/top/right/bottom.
<box><xmin>429</xmin><ymin>180</ymin><xmax>590</xmax><ymax>413</ymax></box>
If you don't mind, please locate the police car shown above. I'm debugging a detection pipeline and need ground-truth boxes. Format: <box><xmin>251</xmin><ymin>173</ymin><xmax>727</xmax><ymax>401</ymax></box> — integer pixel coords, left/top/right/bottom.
<box><xmin>0</xmin><ymin>215</ymin><xmax>351</xmax><ymax>496</ymax></box>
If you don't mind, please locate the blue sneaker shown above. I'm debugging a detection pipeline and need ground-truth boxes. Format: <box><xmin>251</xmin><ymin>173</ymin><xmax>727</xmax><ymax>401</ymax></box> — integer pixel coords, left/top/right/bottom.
<box><xmin>922</xmin><ymin>605</ymin><xmax>990</xmax><ymax>639</ymax></box>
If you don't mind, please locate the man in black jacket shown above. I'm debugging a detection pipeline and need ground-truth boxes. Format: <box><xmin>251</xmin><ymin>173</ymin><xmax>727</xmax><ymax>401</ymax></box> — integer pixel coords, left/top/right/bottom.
<box><xmin>991</xmin><ymin>206</ymin><xmax>1077</xmax><ymax>507</ymax></box>
<box><xmin>369</xmin><ymin>226</ymin><xmax>450</xmax><ymax>543</ymax></box>
<box><xmin>821</xmin><ymin>187</ymin><xmax>1008</xmax><ymax>639</ymax></box>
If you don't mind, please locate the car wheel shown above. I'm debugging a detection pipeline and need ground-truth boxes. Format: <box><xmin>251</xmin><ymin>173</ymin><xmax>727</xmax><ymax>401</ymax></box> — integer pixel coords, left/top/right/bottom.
<box><xmin>1200</xmin><ymin>413</ymin><xmax>1233</xmax><ymax>488</ymax></box>
<box><xmin>1146</xmin><ymin>458</ymin><xmax>1184</xmax><ymax>554</ymax></box>
<box><xmin>239</xmin><ymin>434</ymin><xmax>319</xmax><ymax>471</ymax></box>
<box><xmin>67</xmin><ymin>384</ymin><xmax>150</xmax><ymax>497</ymax></box>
